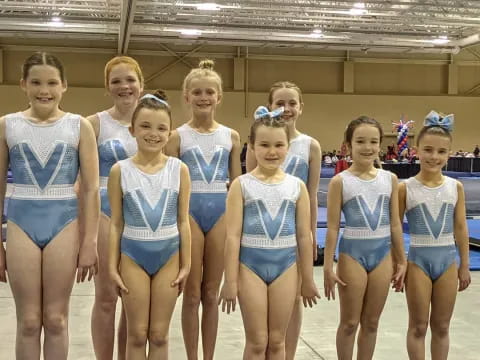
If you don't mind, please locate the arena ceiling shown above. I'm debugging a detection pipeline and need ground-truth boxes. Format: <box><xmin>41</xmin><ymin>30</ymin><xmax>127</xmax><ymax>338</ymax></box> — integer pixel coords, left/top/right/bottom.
<box><xmin>0</xmin><ymin>0</ymin><xmax>480</xmax><ymax>54</ymax></box>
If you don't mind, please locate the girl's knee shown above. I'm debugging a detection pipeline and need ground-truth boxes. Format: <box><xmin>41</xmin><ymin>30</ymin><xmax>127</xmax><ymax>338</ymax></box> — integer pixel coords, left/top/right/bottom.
<box><xmin>360</xmin><ymin>317</ymin><xmax>380</xmax><ymax>334</ymax></box>
<box><xmin>268</xmin><ymin>330</ymin><xmax>286</xmax><ymax>350</ymax></box>
<box><xmin>95</xmin><ymin>295</ymin><xmax>118</xmax><ymax>313</ymax></box>
<box><xmin>430</xmin><ymin>321</ymin><xmax>450</xmax><ymax>338</ymax></box>
<box><xmin>18</xmin><ymin>314</ymin><xmax>42</xmax><ymax>337</ymax></box>
<box><xmin>148</xmin><ymin>329</ymin><xmax>168</xmax><ymax>348</ymax></box>
<box><xmin>200</xmin><ymin>285</ymin><xmax>219</xmax><ymax>306</ymax></box>
<box><xmin>339</xmin><ymin>320</ymin><xmax>359</xmax><ymax>336</ymax></box>
<box><xmin>246</xmin><ymin>332</ymin><xmax>268</xmax><ymax>355</ymax></box>
<box><xmin>128</xmin><ymin>326</ymin><xmax>148</xmax><ymax>348</ymax></box>
<box><xmin>183</xmin><ymin>291</ymin><xmax>201</xmax><ymax>308</ymax></box>
<box><xmin>43</xmin><ymin>312</ymin><xmax>67</xmax><ymax>335</ymax></box>
<box><xmin>409</xmin><ymin>322</ymin><xmax>428</xmax><ymax>338</ymax></box>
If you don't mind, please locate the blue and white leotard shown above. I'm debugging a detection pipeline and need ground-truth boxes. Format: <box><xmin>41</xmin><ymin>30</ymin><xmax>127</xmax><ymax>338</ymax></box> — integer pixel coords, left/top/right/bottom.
<box><xmin>97</xmin><ymin>111</ymin><xmax>137</xmax><ymax>217</ymax></box>
<box><xmin>405</xmin><ymin>176</ymin><xmax>457</xmax><ymax>280</ymax></box>
<box><xmin>239</xmin><ymin>173</ymin><xmax>301</xmax><ymax>285</ymax></box>
<box><xmin>282</xmin><ymin>134</ymin><xmax>312</xmax><ymax>184</ymax></box>
<box><xmin>119</xmin><ymin>157</ymin><xmax>181</xmax><ymax>276</ymax></box>
<box><xmin>6</xmin><ymin>112</ymin><xmax>81</xmax><ymax>249</ymax></box>
<box><xmin>338</xmin><ymin>169</ymin><xmax>392</xmax><ymax>272</ymax></box>
<box><xmin>178</xmin><ymin>123</ymin><xmax>231</xmax><ymax>233</ymax></box>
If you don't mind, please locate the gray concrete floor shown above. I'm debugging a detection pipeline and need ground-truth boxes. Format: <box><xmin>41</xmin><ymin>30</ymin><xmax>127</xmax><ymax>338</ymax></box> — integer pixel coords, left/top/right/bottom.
<box><xmin>0</xmin><ymin>268</ymin><xmax>479</xmax><ymax>359</ymax></box>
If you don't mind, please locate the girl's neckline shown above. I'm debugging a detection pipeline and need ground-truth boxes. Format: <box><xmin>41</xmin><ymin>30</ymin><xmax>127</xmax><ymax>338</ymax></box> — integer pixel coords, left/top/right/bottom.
<box><xmin>413</xmin><ymin>175</ymin><xmax>446</xmax><ymax>189</ymax></box>
<box><xmin>345</xmin><ymin>168</ymin><xmax>379</xmax><ymax>182</ymax></box>
<box><xmin>247</xmin><ymin>172</ymin><xmax>287</xmax><ymax>185</ymax></box>
<box><xmin>104</xmin><ymin>111</ymin><xmax>130</xmax><ymax>128</ymax></box>
<box><xmin>20</xmin><ymin>111</ymin><xmax>69</xmax><ymax>126</ymax></box>
<box><xmin>185</xmin><ymin>122</ymin><xmax>220</xmax><ymax>135</ymax></box>
<box><xmin>130</xmin><ymin>156</ymin><xmax>170</xmax><ymax>176</ymax></box>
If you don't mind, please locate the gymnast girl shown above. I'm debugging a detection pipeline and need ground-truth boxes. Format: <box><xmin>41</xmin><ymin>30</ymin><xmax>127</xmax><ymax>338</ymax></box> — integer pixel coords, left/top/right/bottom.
<box><xmin>398</xmin><ymin>111</ymin><xmax>471</xmax><ymax>360</ymax></box>
<box><xmin>165</xmin><ymin>59</ymin><xmax>241</xmax><ymax>360</ymax></box>
<box><xmin>86</xmin><ymin>55</ymin><xmax>143</xmax><ymax>360</ymax></box>
<box><xmin>219</xmin><ymin>106</ymin><xmax>320</xmax><ymax>360</ymax></box>
<box><xmin>0</xmin><ymin>52</ymin><xmax>99</xmax><ymax>359</ymax></box>
<box><xmin>245</xmin><ymin>81</ymin><xmax>322</xmax><ymax>359</ymax></box>
<box><xmin>108</xmin><ymin>90</ymin><xmax>191</xmax><ymax>359</ymax></box>
<box><xmin>324</xmin><ymin>116</ymin><xmax>406</xmax><ymax>360</ymax></box>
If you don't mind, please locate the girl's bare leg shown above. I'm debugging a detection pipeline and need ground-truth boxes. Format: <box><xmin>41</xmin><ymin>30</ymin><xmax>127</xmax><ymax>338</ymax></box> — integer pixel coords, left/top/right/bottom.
<box><xmin>405</xmin><ymin>263</ymin><xmax>432</xmax><ymax>360</ymax></box>
<box><xmin>182</xmin><ymin>218</ymin><xmax>204</xmax><ymax>360</ymax></box>
<box><xmin>148</xmin><ymin>253</ymin><xmax>180</xmax><ymax>359</ymax></box>
<box><xmin>267</xmin><ymin>265</ymin><xmax>298</xmax><ymax>360</ymax></box>
<box><xmin>120</xmin><ymin>254</ymin><xmax>150</xmax><ymax>360</ymax></box>
<box><xmin>336</xmin><ymin>254</ymin><xmax>368</xmax><ymax>360</ymax></box>
<box><xmin>430</xmin><ymin>264</ymin><xmax>457</xmax><ymax>360</ymax></box>
<box><xmin>42</xmin><ymin>220</ymin><xmax>79</xmax><ymax>360</ymax></box>
<box><xmin>357</xmin><ymin>254</ymin><xmax>392</xmax><ymax>360</ymax></box>
<box><xmin>238</xmin><ymin>265</ymin><xmax>268</xmax><ymax>360</ymax></box>
<box><xmin>285</xmin><ymin>266</ymin><xmax>302</xmax><ymax>360</ymax></box>
<box><xmin>201</xmin><ymin>216</ymin><xmax>226</xmax><ymax>360</ymax></box>
<box><xmin>92</xmin><ymin>215</ymin><xmax>125</xmax><ymax>360</ymax></box>
<box><xmin>6</xmin><ymin>222</ymin><xmax>42</xmax><ymax>360</ymax></box>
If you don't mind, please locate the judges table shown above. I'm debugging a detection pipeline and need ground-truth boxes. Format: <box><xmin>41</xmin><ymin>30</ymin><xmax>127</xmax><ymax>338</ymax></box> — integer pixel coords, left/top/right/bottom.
<box><xmin>446</xmin><ymin>157</ymin><xmax>480</xmax><ymax>172</ymax></box>
<box><xmin>382</xmin><ymin>157</ymin><xmax>480</xmax><ymax>179</ymax></box>
<box><xmin>382</xmin><ymin>163</ymin><xmax>420</xmax><ymax>179</ymax></box>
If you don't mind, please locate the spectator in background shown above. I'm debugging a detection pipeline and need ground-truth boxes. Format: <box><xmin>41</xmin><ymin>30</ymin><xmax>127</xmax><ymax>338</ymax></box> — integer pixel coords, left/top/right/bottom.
<box><xmin>324</xmin><ymin>153</ymin><xmax>333</xmax><ymax>167</ymax></box>
<box><xmin>240</xmin><ymin>142</ymin><xmax>248</xmax><ymax>174</ymax></box>
<box><xmin>474</xmin><ymin>144</ymin><xmax>479</xmax><ymax>157</ymax></box>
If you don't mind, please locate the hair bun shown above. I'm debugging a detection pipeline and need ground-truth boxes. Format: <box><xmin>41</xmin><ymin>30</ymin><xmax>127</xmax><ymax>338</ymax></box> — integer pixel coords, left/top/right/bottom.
<box><xmin>198</xmin><ymin>59</ymin><xmax>215</xmax><ymax>70</ymax></box>
<box><xmin>152</xmin><ymin>89</ymin><xmax>168</xmax><ymax>102</ymax></box>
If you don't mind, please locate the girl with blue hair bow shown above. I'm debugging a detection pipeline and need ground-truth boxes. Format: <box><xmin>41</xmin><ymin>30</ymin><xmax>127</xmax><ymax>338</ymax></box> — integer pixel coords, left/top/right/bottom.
<box><xmin>245</xmin><ymin>81</ymin><xmax>322</xmax><ymax>360</ymax></box>
<box><xmin>398</xmin><ymin>110</ymin><xmax>471</xmax><ymax>359</ymax></box>
<box><xmin>219</xmin><ymin>106</ymin><xmax>320</xmax><ymax>360</ymax></box>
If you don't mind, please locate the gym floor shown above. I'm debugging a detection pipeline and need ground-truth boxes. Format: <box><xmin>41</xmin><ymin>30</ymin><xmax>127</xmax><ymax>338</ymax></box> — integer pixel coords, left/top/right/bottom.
<box><xmin>0</xmin><ymin>268</ymin><xmax>479</xmax><ymax>359</ymax></box>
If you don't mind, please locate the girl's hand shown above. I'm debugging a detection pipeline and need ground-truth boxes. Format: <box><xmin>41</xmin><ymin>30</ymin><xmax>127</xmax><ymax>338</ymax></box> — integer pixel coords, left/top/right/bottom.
<box><xmin>218</xmin><ymin>282</ymin><xmax>238</xmax><ymax>314</ymax></box>
<box><xmin>458</xmin><ymin>266</ymin><xmax>471</xmax><ymax>291</ymax></box>
<box><xmin>391</xmin><ymin>262</ymin><xmax>407</xmax><ymax>292</ymax></box>
<box><xmin>110</xmin><ymin>271</ymin><xmax>128</xmax><ymax>294</ymax></box>
<box><xmin>172</xmin><ymin>267</ymin><xmax>190</xmax><ymax>296</ymax></box>
<box><xmin>76</xmin><ymin>242</ymin><xmax>98</xmax><ymax>283</ymax></box>
<box><xmin>301</xmin><ymin>280</ymin><xmax>321</xmax><ymax>307</ymax></box>
<box><xmin>324</xmin><ymin>269</ymin><xmax>346</xmax><ymax>300</ymax></box>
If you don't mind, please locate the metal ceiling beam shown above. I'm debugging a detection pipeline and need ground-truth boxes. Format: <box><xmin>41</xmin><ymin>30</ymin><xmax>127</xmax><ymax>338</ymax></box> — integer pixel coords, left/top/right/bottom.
<box><xmin>118</xmin><ymin>0</ymin><xmax>136</xmax><ymax>54</ymax></box>
<box><xmin>157</xmin><ymin>43</ymin><xmax>195</xmax><ymax>69</ymax></box>
<box><xmin>144</xmin><ymin>45</ymin><xmax>203</xmax><ymax>84</ymax></box>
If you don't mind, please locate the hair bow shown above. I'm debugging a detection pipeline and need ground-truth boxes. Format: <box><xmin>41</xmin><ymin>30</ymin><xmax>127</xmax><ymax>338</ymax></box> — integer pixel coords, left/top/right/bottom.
<box><xmin>141</xmin><ymin>94</ymin><xmax>169</xmax><ymax>107</ymax></box>
<box><xmin>424</xmin><ymin>110</ymin><xmax>454</xmax><ymax>132</ymax></box>
<box><xmin>254</xmin><ymin>106</ymin><xmax>284</xmax><ymax>120</ymax></box>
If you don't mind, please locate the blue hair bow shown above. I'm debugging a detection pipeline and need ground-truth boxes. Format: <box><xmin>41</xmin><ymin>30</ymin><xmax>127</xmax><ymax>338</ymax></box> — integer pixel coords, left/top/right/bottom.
<box><xmin>424</xmin><ymin>110</ymin><xmax>454</xmax><ymax>132</ymax></box>
<box><xmin>141</xmin><ymin>94</ymin><xmax>169</xmax><ymax>107</ymax></box>
<box><xmin>254</xmin><ymin>106</ymin><xmax>284</xmax><ymax>120</ymax></box>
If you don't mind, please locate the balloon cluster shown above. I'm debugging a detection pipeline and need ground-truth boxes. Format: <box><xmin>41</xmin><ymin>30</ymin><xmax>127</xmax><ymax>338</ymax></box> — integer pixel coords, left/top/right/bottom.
<box><xmin>392</xmin><ymin>116</ymin><xmax>414</xmax><ymax>155</ymax></box>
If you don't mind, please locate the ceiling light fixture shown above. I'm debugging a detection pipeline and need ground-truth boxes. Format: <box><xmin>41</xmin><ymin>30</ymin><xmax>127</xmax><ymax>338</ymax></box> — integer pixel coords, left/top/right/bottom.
<box><xmin>179</xmin><ymin>29</ymin><xmax>203</xmax><ymax>36</ymax></box>
<box><xmin>48</xmin><ymin>17</ymin><xmax>64</xmax><ymax>27</ymax></box>
<box><xmin>196</xmin><ymin>3</ymin><xmax>221</xmax><ymax>11</ymax></box>
<box><xmin>350</xmin><ymin>2</ymin><xmax>367</xmax><ymax>15</ymax></box>
<box><xmin>431</xmin><ymin>36</ymin><xmax>449</xmax><ymax>44</ymax></box>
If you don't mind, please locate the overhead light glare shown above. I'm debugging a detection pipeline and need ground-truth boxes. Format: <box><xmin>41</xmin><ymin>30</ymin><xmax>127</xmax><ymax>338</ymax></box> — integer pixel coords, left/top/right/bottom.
<box><xmin>48</xmin><ymin>17</ymin><xmax>64</xmax><ymax>27</ymax></box>
<box><xmin>431</xmin><ymin>36</ymin><xmax>449</xmax><ymax>44</ymax></box>
<box><xmin>196</xmin><ymin>3</ymin><xmax>221</xmax><ymax>11</ymax></box>
<box><xmin>350</xmin><ymin>2</ymin><xmax>367</xmax><ymax>15</ymax></box>
<box><xmin>310</xmin><ymin>31</ymin><xmax>323</xmax><ymax>39</ymax></box>
<box><xmin>179</xmin><ymin>29</ymin><xmax>203</xmax><ymax>36</ymax></box>
<box><xmin>312</xmin><ymin>28</ymin><xmax>323</xmax><ymax>34</ymax></box>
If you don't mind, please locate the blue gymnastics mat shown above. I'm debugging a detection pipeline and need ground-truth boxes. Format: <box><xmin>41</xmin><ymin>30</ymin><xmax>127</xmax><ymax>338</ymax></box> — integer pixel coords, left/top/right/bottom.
<box><xmin>316</xmin><ymin>207</ymin><xmax>345</xmax><ymax>228</ymax></box>
<box><xmin>316</xmin><ymin>228</ymin><xmax>480</xmax><ymax>271</ymax></box>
